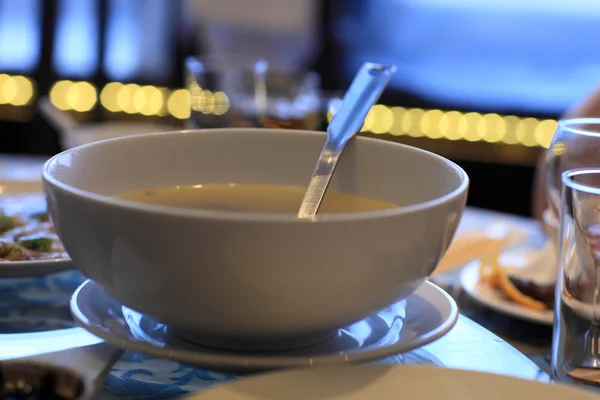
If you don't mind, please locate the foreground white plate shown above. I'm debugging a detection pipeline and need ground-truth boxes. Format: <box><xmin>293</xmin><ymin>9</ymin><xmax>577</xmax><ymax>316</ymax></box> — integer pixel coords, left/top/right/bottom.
<box><xmin>190</xmin><ymin>364</ymin><xmax>596</xmax><ymax>400</ymax></box>
<box><xmin>0</xmin><ymin>180</ymin><xmax>73</xmax><ymax>277</ymax></box>
<box><xmin>460</xmin><ymin>261</ymin><xmax>553</xmax><ymax>325</ymax></box>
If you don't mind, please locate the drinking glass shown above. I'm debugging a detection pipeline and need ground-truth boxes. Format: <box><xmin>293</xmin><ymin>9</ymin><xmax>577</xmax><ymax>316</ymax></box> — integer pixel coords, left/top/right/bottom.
<box><xmin>552</xmin><ymin>168</ymin><xmax>600</xmax><ymax>385</ymax></box>
<box><xmin>546</xmin><ymin>119</ymin><xmax>600</xmax><ymax>221</ymax></box>
<box><xmin>185</xmin><ymin>55</ymin><xmax>322</xmax><ymax>130</ymax></box>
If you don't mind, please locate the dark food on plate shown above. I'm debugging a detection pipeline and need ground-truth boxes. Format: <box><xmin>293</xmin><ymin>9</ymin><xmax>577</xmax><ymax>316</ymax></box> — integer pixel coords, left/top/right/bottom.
<box><xmin>479</xmin><ymin>251</ymin><xmax>552</xmax><ymax>312</ymax></box>
<box><xmin>0</xmin><ymin>211</ymin><xmax>65</xmax><ymax>262</ymax></box>
<box><xmin>508</xmin><ymin>277</ymin><xmax>555</xmax><ymax>309</ymax></box>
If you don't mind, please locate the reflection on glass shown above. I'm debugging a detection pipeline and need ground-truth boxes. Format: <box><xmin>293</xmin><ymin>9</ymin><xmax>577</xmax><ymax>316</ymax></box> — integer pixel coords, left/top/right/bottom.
<box><xmin>53</xmin><ymin>0</ymin><xmax>99</xmax><ymax>77</ymax></box>
<box><xmin>0</xmin><ymin>0</ymin><xmax>41</xmax><ymax>73</ymax></box>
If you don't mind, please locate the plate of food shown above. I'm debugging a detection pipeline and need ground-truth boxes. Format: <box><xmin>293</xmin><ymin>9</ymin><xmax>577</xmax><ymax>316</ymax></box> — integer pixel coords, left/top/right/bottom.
<box><xmin>459</xmin><ymin>241</ymin><xmax>555</xmax><ymax>325</ymax></box>
<box><xmin>0</xmin><ymin>179</ymin><xmax>72</xmax><ymax>277</ymax></box>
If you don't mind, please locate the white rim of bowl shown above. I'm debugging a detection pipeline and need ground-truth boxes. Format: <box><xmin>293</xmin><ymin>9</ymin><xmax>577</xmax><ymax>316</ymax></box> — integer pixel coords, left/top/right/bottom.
<box><xmin>42</xmin><ymin>128</ymin><xmax>470</xmax><ymax>223</ymax></box>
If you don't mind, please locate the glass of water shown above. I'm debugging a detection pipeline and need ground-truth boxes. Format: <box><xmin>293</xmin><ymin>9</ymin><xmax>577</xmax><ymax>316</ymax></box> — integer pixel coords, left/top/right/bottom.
<box><xmin>185</xmin><ymin>55</ymin><xmax>322</xmax><ymax>130</ymax></box>
<box><xmin>553</xmin><ymin>168</ymin><xmax>600</xmax><ymax>385</ymax></box>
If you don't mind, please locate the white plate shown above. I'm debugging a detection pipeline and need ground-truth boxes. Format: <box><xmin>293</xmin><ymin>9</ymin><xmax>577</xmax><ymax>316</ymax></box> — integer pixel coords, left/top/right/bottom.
<box><xmin>189</xmin><ymin>364</ymin><xmax>596</xmax><ymax>400</ymax></box>
<box><xmin>460</xmin><ymin>262</ymin><xmax>554</xmax><ymax>325</ymax></box>
<box><xmin>0</xmin><ymin>180</ymin><xmax>73</xmax><ymax>277</ymax></box>
<box><xmin>71</xmin><ymin>280</ymin><xmax>458</xmax><ymax>373</ymax></box>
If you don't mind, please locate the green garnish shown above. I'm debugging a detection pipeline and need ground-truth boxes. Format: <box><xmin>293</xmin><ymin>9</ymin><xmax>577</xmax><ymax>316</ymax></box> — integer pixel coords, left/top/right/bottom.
<box><xmin>17</xmin><ymin>235</ymin><xmax>53</xmax><ymax>252</ymax></box>
<box><xmin>0</xmin><ymin>215</ymin><xmax>18</xmax><ymax>233</ymax></box>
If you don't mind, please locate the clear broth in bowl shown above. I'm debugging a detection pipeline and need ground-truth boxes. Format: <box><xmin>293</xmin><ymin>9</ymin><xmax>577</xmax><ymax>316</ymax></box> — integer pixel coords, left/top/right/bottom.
<box><xmin>117</xmin><ymin>183</ymin><xmax>396</xmax><ymax>213</ymax></box>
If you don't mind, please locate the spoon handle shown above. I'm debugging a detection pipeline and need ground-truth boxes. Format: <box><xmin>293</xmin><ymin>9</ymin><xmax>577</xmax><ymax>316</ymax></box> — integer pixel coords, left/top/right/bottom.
<box><xmin>297</xmin><ymin>63</ymin><xmax>396</xmax><ymax>220</ymax></box>
<box><xmin>297</xmin><ymin>139</ymin><xmax>340</xmax><ymax>220</ymax></box>
<box><xmin>327</xmin><ymin>63</ymin><xmax>396</xmax><ymax>145</ymax></box>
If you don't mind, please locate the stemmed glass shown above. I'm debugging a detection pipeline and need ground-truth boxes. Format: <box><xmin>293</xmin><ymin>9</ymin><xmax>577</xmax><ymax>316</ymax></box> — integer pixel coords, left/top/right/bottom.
<box><xmin>546</xmin><ymin>119</ymin><xmax>600</xmax><ymax>221</ymax></box>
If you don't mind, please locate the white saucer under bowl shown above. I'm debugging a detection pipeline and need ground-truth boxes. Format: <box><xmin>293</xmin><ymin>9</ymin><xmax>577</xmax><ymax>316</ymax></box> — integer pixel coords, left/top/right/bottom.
<box><xmin>70</xmin><ymin>280</ymin><xmax>458</xmax><ymax>373</ymax></box>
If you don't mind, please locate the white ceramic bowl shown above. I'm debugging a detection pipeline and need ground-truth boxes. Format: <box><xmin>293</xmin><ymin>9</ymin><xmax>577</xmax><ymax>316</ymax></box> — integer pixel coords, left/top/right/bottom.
<box><xmin>43</xmin><ymin>128</ymin><xmax>468</xmax><ymax>350</ymax></box>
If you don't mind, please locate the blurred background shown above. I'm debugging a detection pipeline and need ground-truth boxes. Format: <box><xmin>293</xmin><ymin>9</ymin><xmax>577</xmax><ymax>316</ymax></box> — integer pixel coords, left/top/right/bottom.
<box><xmin>0</xmin><ymin>0</ymin><xmax>598</xmax><ymax>216</ymax></box>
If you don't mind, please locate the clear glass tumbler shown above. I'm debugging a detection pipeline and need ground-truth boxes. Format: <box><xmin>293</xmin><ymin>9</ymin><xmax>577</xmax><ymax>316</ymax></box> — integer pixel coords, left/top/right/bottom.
<box><xmin>185</xmin><ymin>55</ymin><xmax>322</xmax><ymax>130</ymax></box>
<box><xmin>553</xmin><ymin>168</ymin><xmax>600</xmax><ymax>385</ymax></box>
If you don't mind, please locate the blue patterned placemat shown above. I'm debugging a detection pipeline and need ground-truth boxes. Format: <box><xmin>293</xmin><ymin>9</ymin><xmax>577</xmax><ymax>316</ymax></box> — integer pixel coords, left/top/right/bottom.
<box><xmin>103</xmin><ymin>350</ymin><xmax>441</xmax><ymax>400</ymax></box>
<box><xmin>0</xmin><ymin>271</ymin><xmax>443</xmax><ymax>400</ymax></box>
<box><xmin>0</xmin><ymin>270</ymin><xmax>82</xmax><ymax>332</ymax></box>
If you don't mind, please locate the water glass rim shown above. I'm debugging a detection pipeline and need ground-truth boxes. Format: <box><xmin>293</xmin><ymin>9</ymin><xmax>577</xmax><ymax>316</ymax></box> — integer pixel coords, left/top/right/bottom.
<box><xmin>558</xmin><ymin>117</ymin><xmax>600</xmax><ymax>137</ymax></box>
<box><xmin>561</xmin><ymin>168</ymin><xmax>600</xmax><ymax>195</ymax></box>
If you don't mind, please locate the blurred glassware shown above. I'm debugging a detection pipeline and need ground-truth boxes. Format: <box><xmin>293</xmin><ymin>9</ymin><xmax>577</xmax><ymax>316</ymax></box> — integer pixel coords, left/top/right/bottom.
<box><xmin>546</xmin><ymin>119</ymin><xmax>600</xmax><ymax>220</ymax></box>
<box><xmin>185</xmin><ymin>55</ymin><xmax>323</xmax><ymax>130</ymax></box>
<box><xmin>552</xmin><ymin>168</ymin><xmax>600</xmax><ymax>385</ymax></box>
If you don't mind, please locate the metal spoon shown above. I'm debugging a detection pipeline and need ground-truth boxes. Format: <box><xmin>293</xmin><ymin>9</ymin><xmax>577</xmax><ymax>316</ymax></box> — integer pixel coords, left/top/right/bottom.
<box><xmin>297</xmin><ymin>62</ymin><xmax>396</xmax><ymax>220</ymax></box>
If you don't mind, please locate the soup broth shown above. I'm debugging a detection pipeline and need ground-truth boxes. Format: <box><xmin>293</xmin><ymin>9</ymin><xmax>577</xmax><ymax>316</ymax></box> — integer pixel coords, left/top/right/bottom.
<box><xmin>117</xmin><ymin>184</ymin><xmax>396</xmax><ymax>214</ymax></box>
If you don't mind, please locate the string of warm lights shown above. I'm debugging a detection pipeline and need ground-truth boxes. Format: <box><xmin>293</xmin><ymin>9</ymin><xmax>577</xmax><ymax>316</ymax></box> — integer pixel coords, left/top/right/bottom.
<box><xmin>48</xmin><ymin>79</ymin><xmax>230</xmax><ymax>120</ymax></box>
<box><xmin>0</xmin><ymin>74</ymin><xmax>34</xmax><ymax>106</ymax></box>
<box><xmin>0</xmin><ymin>73</ymin><xmax>557</xmax><ymax>148</ymax></box>
<box><xmin>50</xmin><ymin>80</ymin><xmax>97</xmax><ymax>112</ymax></box>
<box><xmin>352</xmin><ymin>106</ymin><xmax>557</xmax><ymax>148</ymax></box>
<box><xmin>99</xmin><ymin>82</ymin><xmax>169</xmax><ymax>116</ymax></box>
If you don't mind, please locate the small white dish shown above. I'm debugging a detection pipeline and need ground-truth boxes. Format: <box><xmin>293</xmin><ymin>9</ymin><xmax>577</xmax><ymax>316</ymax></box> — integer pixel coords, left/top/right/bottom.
<box><xmin>189</xmin><ymin>364</ymin><xmax>597</xmax><ymax>400</ymax></box>
<box><xmin>70</xmin><ymin>280</ymin><xmax>458</xmax><ymax>373</ymax></box>
<box><xmin>460</xmin><ymin>261</ymin><xmax>554</xmax><ymax>326</ymax></box>
<box><xmin>0</xmin><ymin>180</ymin><xmax>73</xmax><ymax>277</ymax></box>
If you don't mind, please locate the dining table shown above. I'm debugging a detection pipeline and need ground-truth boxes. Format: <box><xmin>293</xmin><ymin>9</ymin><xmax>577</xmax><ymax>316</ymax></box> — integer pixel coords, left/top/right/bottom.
<box><xmin>0</xmin><ymin>155</ymin><xmax>558</xmax><ymax>399</ymax></box>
